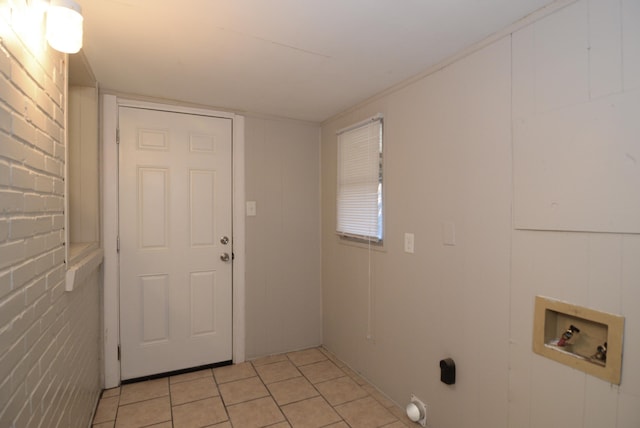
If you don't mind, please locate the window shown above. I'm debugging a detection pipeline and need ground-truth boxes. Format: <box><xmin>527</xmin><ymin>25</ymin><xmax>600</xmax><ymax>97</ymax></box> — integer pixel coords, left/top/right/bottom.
<box><xmin>336</xmin><ymin>115</ymin><xmax>383</xmax><ymax>242</ymax></box>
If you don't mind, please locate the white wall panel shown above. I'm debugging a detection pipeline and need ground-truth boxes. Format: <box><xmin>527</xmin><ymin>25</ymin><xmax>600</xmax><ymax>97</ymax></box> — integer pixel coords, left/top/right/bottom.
<box><xmin>586</xmin><ymin>233</ymin><xmax>622</xmax><ymax>314</ymax></box>
<box><xmin>245</xmin><ymin>117</ymin><xmax>321</xmax><ymax>359</ymax></box>
<box><xmin>617</xmin><ymin>392</ymin><xmax>640</xmax><ymax>428</ymax></box>
<box><xmin>622</xmin><ymin>0</ymin><xmax>640</xmax><ymax>91</ymax></box>
<box><xmin>508</xmin><ymin>346</ymin><xmax>533</xmax><ymax>428</ymax></box>
<box><xmin>584</xmin><ymin>377</ymin><xmax>619</xmax><ymax>428</ymax></box>
<box><xmin>512</xmin><ymin>231</ymin><xmax>590</xmax><ymax>306</ymax></box>
<box><xmin>513</xmin><ymin>91</ymin><xmax>640</xmax><ymax>233</ymax></box>
<box><xmin>321</xmin><ymin>2</ymin><xmax>639</xmax><ymax>428</ymax></box>
<box><xmin>533</xmin><ymin>1</ymin><xmax>589</xmax><ymax>112</ymax></box>
<box><xmin>514</xmin><ymin>1</ymin><xmax>640</xmax><ymax>234</ymax></box>
<box><xmin>512</xmin><ymin>25</ymin><xmax>536</xmax><ymax>120</ymax></box>
<box><xmin>530</xmin><ymin>356</ymin><xmax>585</xmax><ymax>428</ymax></box>
<box><xmin>510</xmin><ymin>229</ymin><xmax>635</xmax><ymax>428</ymax></box>
<box><xmin>324</xmin><ymin>37</ymin><xmax>512</xmax><ymax>428</ymax></box>
<box><xmin>588</xmin><ymin>0</ymin><xmax>622</xmax><ymax>99</ymax></box>
<box><xmin>621</xmin><ymin>235</ymin><xmax>640</xmax><ymax>396</ymax></box>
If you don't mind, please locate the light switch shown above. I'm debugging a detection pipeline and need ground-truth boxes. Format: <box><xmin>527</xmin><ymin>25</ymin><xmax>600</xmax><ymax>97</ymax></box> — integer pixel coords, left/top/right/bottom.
<box><xmin>246</xmin><ymin>201</ymin><xmax>256</xmax><ymax>216</ymax></box>
<box><xmin>404</xmin><ymin>233</ymin><xmax>415</xmax><ymax>253</ymax></box>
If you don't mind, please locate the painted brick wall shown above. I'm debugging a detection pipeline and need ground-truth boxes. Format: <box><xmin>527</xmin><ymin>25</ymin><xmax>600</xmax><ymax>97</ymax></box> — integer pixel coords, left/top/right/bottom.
<box><xmin>0</xmin><ymin>4</ymin><xmax>101</xmax><ymax>428</ymax></box>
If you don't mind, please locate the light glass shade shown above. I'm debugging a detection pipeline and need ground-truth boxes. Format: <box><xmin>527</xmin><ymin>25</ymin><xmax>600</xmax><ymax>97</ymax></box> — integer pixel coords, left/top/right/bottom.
<box><xmin>46</xmin><ymin>0</ymin><xmax>83</xmax><ymax>54</ymax></box>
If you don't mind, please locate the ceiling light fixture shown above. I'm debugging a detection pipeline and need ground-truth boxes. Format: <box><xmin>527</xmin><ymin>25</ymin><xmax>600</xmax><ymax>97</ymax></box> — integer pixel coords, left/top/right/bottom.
<box><xmin>46</xmin><ymin>0</ymin><xmax>83</xmax><ymax>54</ymax></box>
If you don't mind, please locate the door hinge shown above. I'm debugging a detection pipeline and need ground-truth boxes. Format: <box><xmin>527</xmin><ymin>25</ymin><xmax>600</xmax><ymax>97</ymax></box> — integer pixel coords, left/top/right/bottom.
<box><xmin>117</xmin><ymin>236</ymin><xmax>120</xmax><ymax>253</ymax></box>
<box><xmin>117</xmin><ymin>345</ymin><xmax>121</xmax><ymax>361</ymax></box>
<box><xmin>116</xmin><ymin>128</ymin><xmax>120</xmax><ymax>144</ymax></box>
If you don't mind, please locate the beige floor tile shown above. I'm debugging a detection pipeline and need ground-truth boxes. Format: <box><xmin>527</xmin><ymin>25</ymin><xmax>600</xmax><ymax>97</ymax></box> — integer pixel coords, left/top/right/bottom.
<box><xmin>318</xmin><ymin>348</ymin><xmax>346</xmax><ymax>368</ymax></box>
<box><xmin>387</xmin><ymin>405</ymin><xmax>415</xmax><ymax>426</ymax></box>
<box><xmin>170</xmin><ymin>368</ymin><xmax>213</xmax><ymax>384</ymax></box>
<box><xmin>213</xmin><ymin>362</ymin><xmax>256</xmax><ymax>384</ymax></box>
<box><xmin>101</xmin><ymin>387</ymin><xmax>121</xmax><ymax>399</ymax></box>
<box><xmin>315</xmin><ymin>376</ymin><xmax>368</xmax><ymax>406</ymax></box>
<box><xmin>335</xmin><ymin>396</ymin><xmax>398</xmax><ymax>428</ymax></box>
<box><xmin>267</xmin><ymin>376</ymin><xmax>319</xmax><ymax>406</ymax></box>
<box><xmin>115</xmin><ymin>396</ymin><xmax>171</xmax><ymax>428</ymax></box>
<box><xmin>287</xmin><ymin>348</ymin><xmax>327</xmax><ymax>367</ymax></box>
<box><xmin>93</xmin><ymin>350</ymin><xmax>412</xmax><ymax>428</ymax></box>
<box><xmin>363</xmin><ymin>384</ymin><xmax>396</xmax><ymax>408</ymax></box>
<box><xmin>218</xmin><ymin>376</ymin><xmax>269</xmax><ymax>405</ymax></box>
<box><xmin>93</xmin><ymin>396</ymin><xmax>119</xmax><ymax>424</ymax></box>
<box><xmin>119</xmin><ymin>378</ymin><xmax>169</xmax><ymax>405</ymax></box>
<box><xmin>92</xmin><ymin>422</ymin><xmax>114</xmax><ymax>428</ymax></box>
<box><xmin>172</xmin><ymin>396</ymin><xmax>228</xmax><ymax>428</ymax></box>
<box><xmin>250</xmin><ymin>354</ymin><xmax>288</xmax><ymax>367</ymax></box>
<box><xmin>227</xmin><ymin>396</ymin><xmax>286</xmax><ymax>428</ymax></box>
<box><xmin>299</xmin><ymin>360</ymin><xmax>345</xmax><ymax>384</ymax></box>
<box><xmin>170</xmin><ymin>376</ymin><xmax>219</xmax><ymax>406</ymax></box>
<box><xmin>382</xmin><ymin>421</ymin><xmax>409</xmax><ymax>427</ymax></box>
<box><xmin>340</xmin><ymin>366</ymin><xmax>369</xmax><ymax>385</ymax></box>
<box><xmin>281</xmin><ymin>396</ymin><xmax>342</xmax><ymax>428</ymax></box>
<box><xmin>255</xmin><ymin>360</ymin><xmax>302</xmax><ymax>384</ymax></box>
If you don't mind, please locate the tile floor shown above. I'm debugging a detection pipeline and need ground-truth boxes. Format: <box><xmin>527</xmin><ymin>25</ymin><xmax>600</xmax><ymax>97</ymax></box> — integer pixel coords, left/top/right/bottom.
<box><xmin>92</xmin><ymin>347</ymin><xmax>416</xmax><ymax>428</ymax></box>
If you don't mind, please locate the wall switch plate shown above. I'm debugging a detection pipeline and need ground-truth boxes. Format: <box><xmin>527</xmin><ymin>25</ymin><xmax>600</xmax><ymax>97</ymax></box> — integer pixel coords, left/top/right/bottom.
<box><xmin>443</xmin><ymin>221</ymin><xmax>456</xmax><ymax>246</ymax></box>
<box><xmin>404</xmin><ymin>233</ymin><xmax>415</xmax><ymax>253</ymax></box>
<box><xmin>246</xmin><ymin>201</ymin><xmax>257</xmax><ymax>216</ymax></box>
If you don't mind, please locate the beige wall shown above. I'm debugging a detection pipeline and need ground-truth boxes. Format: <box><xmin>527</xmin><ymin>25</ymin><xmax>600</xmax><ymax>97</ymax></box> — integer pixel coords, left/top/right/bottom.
<box><xmin>245</xmin><ymin>116</ymin><xmax>322</xmax><ymax>359</ymax></box>
<box><xmin>321</xmin><ymin>1</ymin><xmax>640</xmax><ymax>427</ymax></box>
<box><xmin>0</xmin><ymin>7</ymin><xmax>102</xmax><ymax>428</ymax></box>
<box><xmin>322</xmin><ymin>37</ymin><xmax>512</xmax><ymax>428</ymax></box>
<box><xmin>68</xmin><ymin>86</ymin><xmax>99</xmax><ymax>246</ymax></box>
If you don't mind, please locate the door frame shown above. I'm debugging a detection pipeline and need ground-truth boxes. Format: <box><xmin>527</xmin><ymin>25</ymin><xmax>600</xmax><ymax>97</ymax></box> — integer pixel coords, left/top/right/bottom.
<box><xmin>101</xmin><ymin>95</ymin><xmax>246</xmax><ymax>388</ymax></box>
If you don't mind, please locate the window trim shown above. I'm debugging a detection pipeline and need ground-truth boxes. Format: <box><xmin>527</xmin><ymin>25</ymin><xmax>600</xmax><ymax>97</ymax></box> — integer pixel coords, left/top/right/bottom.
<box><xmin>336</xmin><ymin>114</ymin><xmax>384</xmax><ymax>244</ymax></box>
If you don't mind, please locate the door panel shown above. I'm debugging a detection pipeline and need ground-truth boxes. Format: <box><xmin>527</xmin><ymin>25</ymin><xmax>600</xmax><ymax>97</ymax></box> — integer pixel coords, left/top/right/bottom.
<box><xmin>190</xmin><ymin>170</ymin><xmax>216</xmax><ymax>246</ymax></box>
<box><xmin>118</xmin><ymin>107</ymin><xmax>232</xmax><ymax>380</ymax></box>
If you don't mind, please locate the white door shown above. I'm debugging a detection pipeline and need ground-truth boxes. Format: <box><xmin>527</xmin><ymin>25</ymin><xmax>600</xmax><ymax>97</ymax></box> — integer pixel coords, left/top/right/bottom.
<box><xmin>118</xmin><ymin>106</ymin><xmax>233</xmax><ymax>380</ymax></box>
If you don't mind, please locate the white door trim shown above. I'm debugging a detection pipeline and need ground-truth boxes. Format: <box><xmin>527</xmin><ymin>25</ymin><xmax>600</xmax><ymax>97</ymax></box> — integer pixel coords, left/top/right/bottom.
<box><xmin>101</xmin><ymin>95</ymin><xmax>246</xmax><ymax>388</ymax></box>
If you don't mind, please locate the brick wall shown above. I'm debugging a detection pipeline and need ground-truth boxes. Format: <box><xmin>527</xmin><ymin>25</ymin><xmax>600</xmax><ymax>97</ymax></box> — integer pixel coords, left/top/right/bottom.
<box><xmin>0</xmin><ymin>4</ymin><xmax>101</xmax><ymax>428</ymax></box>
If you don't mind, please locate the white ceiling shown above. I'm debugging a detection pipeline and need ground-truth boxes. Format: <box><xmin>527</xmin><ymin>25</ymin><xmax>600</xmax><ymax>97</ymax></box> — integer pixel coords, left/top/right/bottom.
<box><xmin>80</xmin><ymin>0</ymin><xmax>556</xmax><ymax>122</ymax></box>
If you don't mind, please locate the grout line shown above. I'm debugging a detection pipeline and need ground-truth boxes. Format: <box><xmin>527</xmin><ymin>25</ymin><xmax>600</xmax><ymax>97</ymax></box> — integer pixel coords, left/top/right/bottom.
<box><xmin>95</xmin><ymin>347</ymin><xmax>406</xmax><ymax>427</ymax></box>
<box><xmin>165</xmin><ymin>376</ymin><xmax>174</xmax><ymax>427</ymax></box>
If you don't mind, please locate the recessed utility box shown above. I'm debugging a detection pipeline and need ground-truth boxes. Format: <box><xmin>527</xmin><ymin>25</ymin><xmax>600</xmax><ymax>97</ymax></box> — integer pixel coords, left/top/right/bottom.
<box><xmin>533</xmin><ymin>296</ymin><xmax>624</xmax><ymax>384</ymax></box>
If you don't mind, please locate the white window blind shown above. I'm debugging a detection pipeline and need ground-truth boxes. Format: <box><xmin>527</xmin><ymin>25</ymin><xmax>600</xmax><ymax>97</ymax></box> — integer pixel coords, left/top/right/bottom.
<box><xmin>336</xmin><ymin>116</ymin><xmax>383</xmax><ymax>242</ymax></box>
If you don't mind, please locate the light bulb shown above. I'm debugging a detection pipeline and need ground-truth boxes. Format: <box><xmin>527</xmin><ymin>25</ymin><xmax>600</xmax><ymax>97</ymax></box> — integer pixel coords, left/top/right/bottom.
<box><xmin>46</xmin><ymin>0</ymin><xmax>83</xmax><ymax>53</ymax></box>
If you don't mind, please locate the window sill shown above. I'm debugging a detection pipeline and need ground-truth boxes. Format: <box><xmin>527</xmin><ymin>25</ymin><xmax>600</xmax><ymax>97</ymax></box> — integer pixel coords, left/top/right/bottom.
<box><xmin>337</xmin><ymin>234</ymin><xmax>386</xmax><ymax>252</ymax></box>
<box><xmin>65</xmin><ymin>243</ymin><xmax>103</xmax><ymax>292</ymax></box>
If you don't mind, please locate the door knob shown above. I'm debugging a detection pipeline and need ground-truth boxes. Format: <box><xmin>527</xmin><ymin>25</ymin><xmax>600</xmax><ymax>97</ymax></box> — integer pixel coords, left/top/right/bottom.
<box><xmin>220</xmin><ymin>252</ymin><xmax>230</xmax><ymax>262</ymax></box>
<box><xmin>220</xmin><ymin>236</ymin><xmax>229</xmax><ymax>245</ymax></box>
